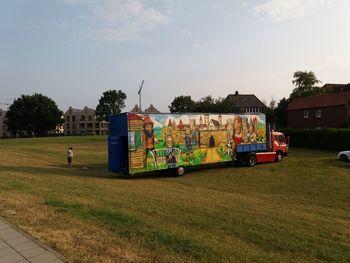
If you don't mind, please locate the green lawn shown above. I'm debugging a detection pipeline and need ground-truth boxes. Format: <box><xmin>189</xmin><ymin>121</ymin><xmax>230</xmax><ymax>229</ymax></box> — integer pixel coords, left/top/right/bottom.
<box><xmin>0</xmin><ymin>136</ymin><xmax>349</xmax><ymax>263</ymax></box>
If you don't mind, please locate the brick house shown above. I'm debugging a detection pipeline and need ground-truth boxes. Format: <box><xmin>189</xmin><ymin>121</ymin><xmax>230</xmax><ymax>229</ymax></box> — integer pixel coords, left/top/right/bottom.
<box><xmin>287</xmin><ymin>92</ymin><xmax>350</xmax><ymax>129</ymax></box>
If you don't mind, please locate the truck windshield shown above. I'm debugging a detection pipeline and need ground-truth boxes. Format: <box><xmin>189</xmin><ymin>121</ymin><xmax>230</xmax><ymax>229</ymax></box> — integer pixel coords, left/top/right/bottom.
<box><xmin>278</xmin><ymin>135</ymin><xmax>285</xmax><ymax>144</ymax></box>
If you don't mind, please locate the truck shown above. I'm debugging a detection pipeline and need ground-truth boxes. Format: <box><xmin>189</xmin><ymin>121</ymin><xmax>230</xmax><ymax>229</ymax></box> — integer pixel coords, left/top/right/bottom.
<box><xmin>108</xmin><ymin>112</ymin><xmax>288</xmax><ymax>176</ymax></box>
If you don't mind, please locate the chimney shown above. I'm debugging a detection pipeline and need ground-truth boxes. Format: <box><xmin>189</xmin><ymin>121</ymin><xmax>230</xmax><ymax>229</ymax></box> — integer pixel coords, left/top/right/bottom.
<box><xmin>235</xmin><ymin>91</ymin><xmax>239</xmax><ymax>96</ymax></box>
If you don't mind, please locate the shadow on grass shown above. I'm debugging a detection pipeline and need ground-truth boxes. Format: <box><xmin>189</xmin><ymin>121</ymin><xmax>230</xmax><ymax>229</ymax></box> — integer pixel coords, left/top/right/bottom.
<box><xmin>0</xmin><ymin>164</ymin><xmax>181</xmax><ymax>180</ymax></box>
<box><xmin>320</xmin><ymin>157</ymin><xmax>350</xmax><ymax>169</ymax></box>
<box><xmin>0</xmin><ymin>164</ymin><xmax>120</xmax><ymax>180</ymax></box>
<box><xmin>0</xmin><ymin>161</ymin><xmax>239</xmax><ymax>180</ymax></box>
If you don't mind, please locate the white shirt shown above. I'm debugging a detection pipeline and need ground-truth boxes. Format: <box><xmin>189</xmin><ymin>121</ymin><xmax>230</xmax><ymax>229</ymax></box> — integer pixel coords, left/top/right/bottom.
<box><xmin>67</xmin><ymin>149</ymin><xmax>73</xmax><ymax>158</ymax></box>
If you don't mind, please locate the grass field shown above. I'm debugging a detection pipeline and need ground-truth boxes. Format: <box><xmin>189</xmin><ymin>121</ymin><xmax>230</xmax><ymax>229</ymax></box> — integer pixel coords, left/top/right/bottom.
<box><xmin>0</xmin><ymin>136</ymin><xmax>349</xmax><ymax>263</ymax></box>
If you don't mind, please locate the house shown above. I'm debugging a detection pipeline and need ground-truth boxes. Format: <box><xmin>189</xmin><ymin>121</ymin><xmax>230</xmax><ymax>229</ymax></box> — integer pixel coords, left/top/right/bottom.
<box><xmin>130</xmin><ymin>104</ymin><xmax>143</xmax><ymax>113</ymax></box>
<box><xmin>130</xmin><ymin>104</ymin><xmax>161</xmax><ymax>113</ymax></box>
<box><xmin>208</xmin><ymin>119</ymin><xmax>220</xmax><ymax>130</ymax></box>
<box><xmin>225</xmin><ymin>91</ymin><xmax>266</xmax><ymax>113</ymax></box>
<box><xmin>287</xmin><ymin>92</ymin><xmax>350</xmax><ymax>129</ymax></box>
<box><xmin>64</xmin><ymin>106</ymin><xmax>109</xmax><ymax>135</ymax></box>
<box><xmin>144</xmin><ymin>104</ymin><xmax>161</xmax><ymax>113</ymax></box>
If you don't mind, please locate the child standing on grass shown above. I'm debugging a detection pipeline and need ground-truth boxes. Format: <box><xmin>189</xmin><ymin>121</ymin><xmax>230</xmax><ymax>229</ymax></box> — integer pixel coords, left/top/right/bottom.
<box><xmin>67</xmin><ymin>147</ymin><xmax>73</xmax><ymax>167</ymax></box>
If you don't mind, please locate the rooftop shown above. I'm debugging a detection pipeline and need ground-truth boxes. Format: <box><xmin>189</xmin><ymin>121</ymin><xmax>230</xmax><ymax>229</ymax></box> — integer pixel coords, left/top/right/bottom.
<box><xmin>287</xmin><ymin>91</ymin><xmax>350</xmax><ymax>110</ymax></box>
<box><xmin>226</xmin><ymin>91</ymin><xmax>266</xmax><ymax>108</ymax></box>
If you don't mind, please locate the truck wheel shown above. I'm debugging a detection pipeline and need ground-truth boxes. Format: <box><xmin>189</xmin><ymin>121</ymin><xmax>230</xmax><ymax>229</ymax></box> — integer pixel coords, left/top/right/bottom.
<box><xmin>276</xmin><ymin>152</ymin><xmax>283</xmax><ymax>162</ymax></box>
<box><xmin>247</xmin><ymin>154</ymin><xmax>256</xmax><ymax>167</ymax></box>
<box><xmin>177</xmin><ymin>166</ymin><xmax>185</xmax><ymax>176</ymax></box>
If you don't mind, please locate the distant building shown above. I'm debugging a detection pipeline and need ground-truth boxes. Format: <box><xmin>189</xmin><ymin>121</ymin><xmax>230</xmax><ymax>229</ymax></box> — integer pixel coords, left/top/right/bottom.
<box><xmin>226</xmin><ymin>91</ymin><xmax>266</xmax><ymax>113</ymax></box>
<box><xmin>144</xmin><ymin>104</ymin><xmax>161</xmax><ymax>113</ymax></box>
<box><xmin>130</xmin><ymin>104</ymin><xmax>161</xmax><ymax>113</ymax></box>
<box><xmin>0</xmin><ymin>110</ymin><xmax>10</xmax><ymax>138</ymax></box>
<box><xmin>287</xmin><ymin>92</ymin><xmax>350</xmax><ymax>129</ymax></box>
<box><xmin>130</xmin><ymin>104</ymin><xmax>143</xmax><ymax>113</ymax></box>
<box><xmin>64</xmin><ymin>106</ymin><xmax>108</xmax><ymax>135</ymax></box>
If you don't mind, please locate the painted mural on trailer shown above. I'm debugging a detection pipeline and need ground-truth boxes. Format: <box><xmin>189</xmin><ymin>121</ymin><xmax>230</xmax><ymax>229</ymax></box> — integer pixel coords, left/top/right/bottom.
<box><xmin>127</xmin><ymin>113</ymin><xmax>266</xmax><ymax>173</ymax></box>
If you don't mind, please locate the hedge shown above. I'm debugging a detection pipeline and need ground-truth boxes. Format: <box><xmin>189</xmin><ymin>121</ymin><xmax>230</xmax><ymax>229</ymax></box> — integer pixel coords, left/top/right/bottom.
<box><xmin>283</xmin><ymin>128</ymin><xmax>350</xmax><ymax>151</ymax></box>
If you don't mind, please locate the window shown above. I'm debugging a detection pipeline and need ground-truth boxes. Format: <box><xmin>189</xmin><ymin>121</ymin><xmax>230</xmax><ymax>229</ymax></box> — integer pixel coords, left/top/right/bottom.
<box><xmin>88</xmin><ymin>115</ymin><xmax>93</xmax><ymax>121</ymax></box>
<box><xmin>316</xmin><ymin>109</ymin><xmax>322</xmax><ymax>118</ymax></box>
<box><xmin>66</xmin><ymin>116</ymin><xmax>70</xmax><ymax>122</ymax></box>
<box><xmin>128</xmin><ymin>131</ymin><xmax>141</xmax><ymax>150</ymax></box>
<box><xmin>304</xmin><ymin>110</ymin><xmax>309</xmax><ymax>119</ymax></box>
<box><xmin>72</xmin><ymin>116</ymin><xmax>75</xmax><ymax>122</ymax></box>
<box><xmin>80</xmin><ymin>115</ymin><xmax>86</xmax><ymax>121</ymax></box>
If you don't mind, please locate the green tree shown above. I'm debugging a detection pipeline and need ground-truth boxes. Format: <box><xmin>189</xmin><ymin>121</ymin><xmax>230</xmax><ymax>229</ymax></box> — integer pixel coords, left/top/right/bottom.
<box><xmin>169</xmin><ymin>95</ymin><xmax>239</xmax><ymax>113</ymax></box>
<box><xmin>275</xmin><ymin>97</ymin><xmax>290</xmax><ymax>129</ymax></box>
<box><xmin>265</xmin><ymin>98</ymin><xmax>277</xmax><ymax>124</ymax></box>
<box><xmin>194</xmin><ymin>95</ymin><xmax>217</xmax><ymax>112</ymax></box>
<box><xmin>96</xmin><ymin>90</ymin><xmax>127</xmax><ymax>121</ymax></box>
<box><xmin>290</xmin><ymin>71</ymin><xmax>322</xmax><ymax>100</ymax></box>
<box><xmin>168</xmin><ymin>95</ymin><xmax>196</xmax><ymax>113</ymax></box>
<box><xmin>5</xmin><ymin>93</ymin><xmax>63</xmax><ymax>137</ymax></box>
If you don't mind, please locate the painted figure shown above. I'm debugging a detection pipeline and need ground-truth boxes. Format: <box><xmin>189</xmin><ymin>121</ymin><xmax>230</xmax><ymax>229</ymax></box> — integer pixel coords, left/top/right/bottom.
<box><xmin>231</xmin><ymin>115</ymin><xmax>243</xmax><ymax>160</ymax></box>
<box><xmin>247</xmin><ymin>123</ymin><xmax>257</xmax><ymax>143</ymax></box>
<box><xmin>226</xmin><ymin>119</ymin><xmax>234</xmax><ymax>144</ymax></box>
<box><xmin>190</xmin><ymin>120</ymin><xmax>197</xmax><ymax>145</ymax></box>
<box><xmin>165</xmin><ymin>135</ymin><xmax>176</xmax><ymax>167</ymax></box>
<box><xmin>144</xmin><ymin>117</ymin><xmax>156</xmax><ymax>166</ymax></box>
<box><xmin>233</xmin><ymin>115</ymin><xmax>243</xmax><ymax>145</ymax></box>
<box><xmin>184</xmin><ymin>127</ymin><xmax>192</xmax><ymax>152</ymax></box>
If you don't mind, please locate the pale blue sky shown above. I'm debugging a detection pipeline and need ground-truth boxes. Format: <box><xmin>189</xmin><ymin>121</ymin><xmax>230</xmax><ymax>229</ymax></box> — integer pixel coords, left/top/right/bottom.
<box><xmin>1</xmin><ymin>0</ymin><xmax>350</xmax><ymax>112</ymax></box>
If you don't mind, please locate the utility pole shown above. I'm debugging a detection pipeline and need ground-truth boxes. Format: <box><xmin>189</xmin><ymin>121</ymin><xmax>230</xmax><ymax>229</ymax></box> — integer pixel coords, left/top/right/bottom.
<box><xmin>138</xmin><ymin>80</ymin><xmax>144</xmax><ymax>111</ymax></box>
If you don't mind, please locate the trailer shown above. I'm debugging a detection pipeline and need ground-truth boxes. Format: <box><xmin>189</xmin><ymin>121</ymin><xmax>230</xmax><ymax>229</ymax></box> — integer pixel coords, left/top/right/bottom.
<box><xmin>108</xmin><ymin>112</ymin><xmax>288</xmax><ymax>176</ymax></box>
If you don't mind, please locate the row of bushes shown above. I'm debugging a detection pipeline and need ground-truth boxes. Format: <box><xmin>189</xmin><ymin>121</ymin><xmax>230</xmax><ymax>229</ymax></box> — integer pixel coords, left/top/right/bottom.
<box><xmin>283</xmin><ymin>128</ymin><xmax>350</xmax><ymax>151</ymax></box>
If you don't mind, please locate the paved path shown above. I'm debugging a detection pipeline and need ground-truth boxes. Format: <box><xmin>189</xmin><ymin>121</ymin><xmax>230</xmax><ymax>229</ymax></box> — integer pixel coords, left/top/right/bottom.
<box><xmin>0</xmin><ymin>217</ymin><xmax>68</xmax><ymax>263</ymax></box>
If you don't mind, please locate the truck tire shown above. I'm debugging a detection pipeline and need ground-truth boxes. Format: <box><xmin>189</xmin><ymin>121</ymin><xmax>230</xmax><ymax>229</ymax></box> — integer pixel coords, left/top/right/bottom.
<box><xmin>276</xmin><ymin>152</ymin><xmax>283</xmax><ymax>162</ymax></box>
<box><xmin>177</xmin><ymin>166</ymin><xmax>185</xmax><ymax>176</ymax></box>
<box><xmin>247</xmin><ymin>154</ymin><xmax>256</xmax><ymax>167</ymax></box>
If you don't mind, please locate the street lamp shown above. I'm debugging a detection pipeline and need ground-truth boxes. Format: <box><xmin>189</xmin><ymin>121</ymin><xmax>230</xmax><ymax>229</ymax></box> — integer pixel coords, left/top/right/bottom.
<box><xmin>138</xmin><ymin>80</ymin><xmax>144</xmax><ymax>111</ymax></box>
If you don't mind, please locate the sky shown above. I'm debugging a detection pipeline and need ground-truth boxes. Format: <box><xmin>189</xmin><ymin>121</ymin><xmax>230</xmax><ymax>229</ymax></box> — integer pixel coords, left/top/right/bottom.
<box><xmin>1</xmin><ymin>0</ymin><xmax>350</xmax><ymax>112</ymax></box>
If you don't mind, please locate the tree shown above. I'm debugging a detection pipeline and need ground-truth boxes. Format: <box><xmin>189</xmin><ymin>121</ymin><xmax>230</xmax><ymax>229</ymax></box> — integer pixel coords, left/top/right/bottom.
<box><xmin>5</xmin><ymin>93</ymin><xmax>63</xmax><ymax>137</ymax></box>
<box><xmin>265</xmin><ymin>97</ymin><xmax>277</xmax><ymax>124</ymax></box>
<box><xmin>275</xmin><ymin>97</ymin><xmax>290</xmax><ymax>129</ymax></box>
<box><xmin>96</xmin><ymin>90</ymin><xmax>127</xmax><ymax>121</ymax></box>
<box><xmin>168</xmin><ymin>95</ymin><xmax>196</xmax><ymax>113</ymax></box>
<box><xmin>290</xmin><ymin>70</ymin><xmax>322</xmax><ymax>100</ymax></box>
<box><xmin>194</xmin><ymin>95</ymin><xmax>217</xmax><ymax>112</ymax></box>
<box><xmin>169</xmin><ymin>94</ymin><xmax>239</xmax><ymax>113</ymax></box>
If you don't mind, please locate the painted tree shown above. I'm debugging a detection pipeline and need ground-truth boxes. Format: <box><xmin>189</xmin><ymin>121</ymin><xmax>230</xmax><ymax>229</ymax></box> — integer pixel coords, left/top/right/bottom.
<box><xmin>96</xmin><ymin>90</ymin><xmax>127</xmax><ymax>121</ymax></box>
<box><xmin>5</xmin><ymin>93</ymin><xmax>63</xmax><ymax>137</ymax></box>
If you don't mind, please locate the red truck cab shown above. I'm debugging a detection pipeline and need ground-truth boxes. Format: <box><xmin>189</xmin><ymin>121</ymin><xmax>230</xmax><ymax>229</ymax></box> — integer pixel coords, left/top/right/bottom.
<box><xmin>253</xmin><ymin>130</ymin><xmax>288</xmax><ymax>165</ymax></box>
<box><xmin>271</xmin><ymin>131</ymin><xmax>288</xmax><ymax>161</ymax></box>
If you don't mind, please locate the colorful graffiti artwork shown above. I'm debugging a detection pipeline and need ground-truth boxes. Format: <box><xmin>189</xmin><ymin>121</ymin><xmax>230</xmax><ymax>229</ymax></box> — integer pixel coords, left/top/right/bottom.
<box><xmin>127</xmin><ymin>113</ymin><xmax>266</xmax><ymax>173</ymax></box>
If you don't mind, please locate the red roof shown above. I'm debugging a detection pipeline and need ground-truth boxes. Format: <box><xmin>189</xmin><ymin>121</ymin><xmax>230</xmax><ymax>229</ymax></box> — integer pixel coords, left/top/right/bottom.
<box><xmin>178</xmin><ymin>119</ymin><xmax>185</xmax><ymax>129</ymax></box>
<box><xmin>287</xmin><ymin>92</ymin><xmax>350</xmax><ymax>110</ymax></box>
